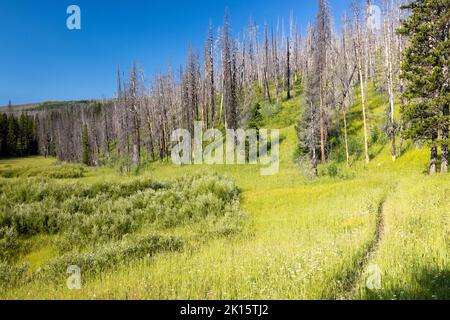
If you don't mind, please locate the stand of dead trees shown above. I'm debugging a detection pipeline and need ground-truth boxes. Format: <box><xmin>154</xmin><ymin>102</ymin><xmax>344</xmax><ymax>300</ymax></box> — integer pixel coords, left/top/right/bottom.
<box><xmin>32</xmin><ymin>10</ymin><xmax>301</xmax><ymax>169</ymax></box>
<box><xmin>14</xmin><ymin>0</ymin><xmax>447</xmax><ymax>176</ymax></box>
<box><xmin>298</xmin><ymin>0</ymin><xmax>410</xmax><ymax>175</ymax></box>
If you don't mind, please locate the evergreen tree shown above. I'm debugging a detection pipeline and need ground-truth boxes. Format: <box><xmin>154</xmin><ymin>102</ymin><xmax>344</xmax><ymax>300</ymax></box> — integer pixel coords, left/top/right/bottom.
<box><xmin>18</xmin><ymin>113</ymin><xmax>28</xmax><ymax>156</ymax></box>
<box><xmin>399</xmin><ymin>0</ymin><xmax>449</xmax><ymax>174</ymax></box>
<box><xmin>6</xmin><ymin>115</ymin><xmax>18</xmax><ymax>156</ymax></box>
<box><xmin>26</xmin><ymin>114</ymin><xmax>37</xmax><ymax>154</ymax></box>
<box><xmin>0</xmin><ymin>114</ymin><xmax>8</xmax><ymax>156</ymax></box>
<box><xmin>0</xmin><ymin>113</ymin><xmax>37</xmax><ymax>158</ymax></box>
<box><xmin>248</xmin><ymin>102</ymin><xmax>263</xmax><ymax>131</ymax></box>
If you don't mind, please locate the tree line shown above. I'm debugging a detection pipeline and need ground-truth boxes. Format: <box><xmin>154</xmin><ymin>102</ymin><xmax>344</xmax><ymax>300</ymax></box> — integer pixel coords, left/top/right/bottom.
<box><xmin>29</xmin><ymin>9</ymin><xmax>304</xmax><ymax>170</ymax></box>
<box><xmin>0</xmin><ymin>113</ymin><xmax>37</xmax><ymax>157</ymax></box>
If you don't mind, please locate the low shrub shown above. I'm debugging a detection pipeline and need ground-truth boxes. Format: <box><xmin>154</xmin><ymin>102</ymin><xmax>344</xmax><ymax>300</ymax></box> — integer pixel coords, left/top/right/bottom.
<box><xmin>0</xmin><ymin>173</ymin><xmax>244</xmax><ymax>290</ymax></box>
<box><xmin>0</xmin><ymin>164</ymin><xmax>85</xmax><ymax>179</ymax></box>
<box><xmin>0</xmin><ymin>174</ymin><xmax>244</xmax><ymax>254</ymax></box>
<box><xmin>0</xmin><ymin>262</ymin><xmax>29</xmax><ymax>289</ymax></box>
<box><xmin>0</xmin><ymin>227</ymin><xmax>22</xmax><ymax>262</ymax></box>
<box><xmin>319</xmin><ymin>162</ymin><xmax>354</xmax><ymax>180</ymax></box>
<box><xmin>0</xmin><ymin>177</ymin><xmax>165</xmax><ymax>205</ymax></box>
<box><xmin>42</xmin><ymin>234</ymin><xmax>184</xmax><ymax>280</ymax></box>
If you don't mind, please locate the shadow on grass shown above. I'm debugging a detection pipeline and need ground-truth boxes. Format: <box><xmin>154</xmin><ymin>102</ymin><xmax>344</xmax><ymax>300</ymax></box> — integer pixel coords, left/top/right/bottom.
<box><xmin>365</xmin><ymin>267</ymin><xmax>449</xmax><ymax>300</ymax></box>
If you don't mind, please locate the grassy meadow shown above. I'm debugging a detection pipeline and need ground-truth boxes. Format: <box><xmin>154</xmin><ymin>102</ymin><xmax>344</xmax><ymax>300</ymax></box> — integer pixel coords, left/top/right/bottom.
<box><xmin>0</xmin><ymin>86</ymin><xmax>448</xmax><ymax>300</ymax></box>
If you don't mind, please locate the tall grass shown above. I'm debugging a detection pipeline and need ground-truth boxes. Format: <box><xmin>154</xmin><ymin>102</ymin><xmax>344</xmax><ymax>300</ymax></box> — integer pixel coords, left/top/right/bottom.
<box><xmin>356</xmin><ymin>175</ymin><xmax>450</xmax><ymax>300</ymax></box>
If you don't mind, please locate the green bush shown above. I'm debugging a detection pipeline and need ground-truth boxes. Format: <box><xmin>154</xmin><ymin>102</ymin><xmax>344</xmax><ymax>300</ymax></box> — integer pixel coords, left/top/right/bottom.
<box><xmin>0</xmin><ymin>173</ymin><xmax>244</xmax><ymax>290</ymax></box>
<box><xmin>42</xmin><ymin>234</ymin><xmax>184</xmax><ymax>280</ymax></box>
<box><xmin>0</xmin><ymin>262</ymin><xmax>29</xmax><ymax>289</ymax></box>
<box><xmin>0</xmin><ymin>174</ymin><xmax>244</xmax><ymax>254</ymax></box>
<box><xmin>319</xmin><ymin>162</ymin><xmax>354</xmax><ymax>180</ymax></box>
<box><xmin>325</xmin><ymin>163</ymin><xmax>339</xmax><ymax>178</ymax></box>
<box><xmin>0</xmin><ymin>177</ymin><xmax>164</xmax><ymax>205</ymax></box>
<box><xmin>370</xmin><ymin>126</ymin><xmax>386</xmax><ymax>145</ymax></box>
<box><xmin>0</xmin><ymin>227</ymin><xmax>22</xmax><ymax>262</ymax></box>
<box><xmin>0</xmin><ymin>164</ymin><xmax>85</xmax><ymax>179</ymax></box>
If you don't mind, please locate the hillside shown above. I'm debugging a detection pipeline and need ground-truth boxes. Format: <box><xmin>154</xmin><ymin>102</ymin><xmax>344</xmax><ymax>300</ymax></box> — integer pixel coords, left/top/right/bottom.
<box><xmin>0</xmin><ymin>85</ymin><xmax>448</xmax><ymax>300</ymax></box>
<box><xmin>0</xmin><ymin>100</ymin><xmax>107</xmax><ymax>113</ymax></box>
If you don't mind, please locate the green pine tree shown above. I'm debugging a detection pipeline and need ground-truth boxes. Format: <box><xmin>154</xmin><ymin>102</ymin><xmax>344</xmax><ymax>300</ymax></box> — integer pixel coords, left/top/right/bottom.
<box><xmin>6</xmin><ymin>115</ymin><xmax>19</xmax><ymax>156</ymax></box>
<box><xmin>27</xmin><ymin>115</ymin><xmax>37</xmax><ymax>155</ymax></box>
<box><xmin>0</xmin><ymin>114</ymin><xmax>7</xmax><ymax>156</ymax></box>
<box><xmin>248</xmin><ymin>102</ymin><xmax>263</xmax><ymax>131</ymax></box>
<box><xmin>18</xmin><ymin>113</ymin><xmax>28</xmax><ymax>156</ymax></box>
<box><xmin>399</xmin><ymin>0</ymin><xmax>449</xmax><ymax>174</ymax></box>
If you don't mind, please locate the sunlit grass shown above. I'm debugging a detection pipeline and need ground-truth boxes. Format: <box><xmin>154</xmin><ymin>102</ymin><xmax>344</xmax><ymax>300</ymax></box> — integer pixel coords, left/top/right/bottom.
<box><xmin>0</xmin><ymin>85</ymin><xmax>448</xmax><ymax>300</ymax></box>
<box><xmin>356</xmin><ymin>175</ymin><xmax>450</xmax><ymax>300</ymax></box>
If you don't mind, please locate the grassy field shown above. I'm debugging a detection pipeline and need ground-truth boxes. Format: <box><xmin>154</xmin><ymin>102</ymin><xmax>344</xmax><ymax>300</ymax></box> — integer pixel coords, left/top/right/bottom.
<box><xmin>0</xmin><ymin>86</ymin><xmax>448</xmax><ymax>300</ymax></box>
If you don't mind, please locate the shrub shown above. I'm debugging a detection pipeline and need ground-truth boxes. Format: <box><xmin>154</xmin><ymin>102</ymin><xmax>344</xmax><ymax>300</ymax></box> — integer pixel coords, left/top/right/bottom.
<box><xmin>319</xmin><ymin>162</ymin><xmax>354</xmax><ymax>180</ymax></box>
<box><xmin>0</xmin><ymin>262</ymin><xmax>29</xmax><ymax>289</ymax></box>
<box><xmin>43</xmin><ymin>234</ymin><xmax>184</xmax><ymax>279</ymax></box>
<box><xmin>370</xmin><ymin>126</ymin><xmax>386</xmax><ymax>145</ymax></box>
<box><xmin>1</xmin><ymin>200</ymin><xmax>62</xmax><ymax>236</ymax></box>
<box><xmin>0</xmin><ymin>177</ymin><xmax>164</xmax><ymax>205</ymax></box>
<box><xmin>0</xmin><ymin>164</ymin><xmax>85</xmax><ymax>179</ymax></box>
<box><xmin>326</xmin><ymin>163</ymin><xmax>339</xmax><ymax>178</ymax></box>
<box><xmin>0</xmin><ymin>227</ymin><xmax>22</xmax><ymax>262</ymax></box>
<box><xmin>0</xmin><ymin>173</ymin><xmax>245</xmax><ymax>286</ymax></box>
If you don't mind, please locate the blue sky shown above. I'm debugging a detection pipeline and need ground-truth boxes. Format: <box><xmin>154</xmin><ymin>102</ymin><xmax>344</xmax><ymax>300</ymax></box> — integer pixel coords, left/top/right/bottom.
<box><xmin>0</xmin><ymin>0</ymin><xmax>353</xmax><ymax>105</ymax></box>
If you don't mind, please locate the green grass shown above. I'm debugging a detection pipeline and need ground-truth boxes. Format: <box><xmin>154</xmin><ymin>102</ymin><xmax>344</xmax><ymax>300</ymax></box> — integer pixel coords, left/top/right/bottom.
<box><xmin>19</xmin><ymin>235</ymin><xmax>57</xmax><ymax>272</ymax></box>
<box><xmin>356</xmin><ymin>175</ymin><xmax>450</xmax><ymax>299</ymax></box>
<box><xmin>0</xmin><ymin>85</ymin><xmax>448</xmax><ymax>300</ymax></box>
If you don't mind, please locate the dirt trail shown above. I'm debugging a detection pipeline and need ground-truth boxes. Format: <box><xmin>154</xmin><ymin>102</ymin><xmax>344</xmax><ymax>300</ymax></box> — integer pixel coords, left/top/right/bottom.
<box><xmin>339</xmin><ymin>194</ymin><xmax>387</xmax><ymax>299</ymax></box>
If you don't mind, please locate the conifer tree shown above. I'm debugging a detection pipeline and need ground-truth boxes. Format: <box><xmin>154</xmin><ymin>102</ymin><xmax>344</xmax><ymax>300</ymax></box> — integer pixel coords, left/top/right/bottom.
<box><xmin>7</xmin><ymin>115</ymin><xmax>18</xmax><ymax>156</ymax></box>
<box><xmin>248</xmin><ymin>102</ymin><xmax>263</xmax><ymax>131</ymax></box>
<box><xmin>399</xmin><ymin>0</ymin><xmax>449</xmax><ymax>174</ymax></box>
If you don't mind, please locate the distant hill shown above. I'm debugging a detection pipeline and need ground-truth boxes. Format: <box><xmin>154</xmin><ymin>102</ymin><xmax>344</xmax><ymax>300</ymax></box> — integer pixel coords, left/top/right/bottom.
<box><xmin>0</xmin><ymin>99</ymin><xmax>112</xmax><ymax>113</ymax></box>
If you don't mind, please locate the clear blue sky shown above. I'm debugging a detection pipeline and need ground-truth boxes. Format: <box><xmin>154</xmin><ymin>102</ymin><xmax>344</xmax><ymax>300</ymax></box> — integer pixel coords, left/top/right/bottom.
<box><xmin>0</xmin><ymin>0</ymin><xmax>354</xmax><ymax>105</ymax></box>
